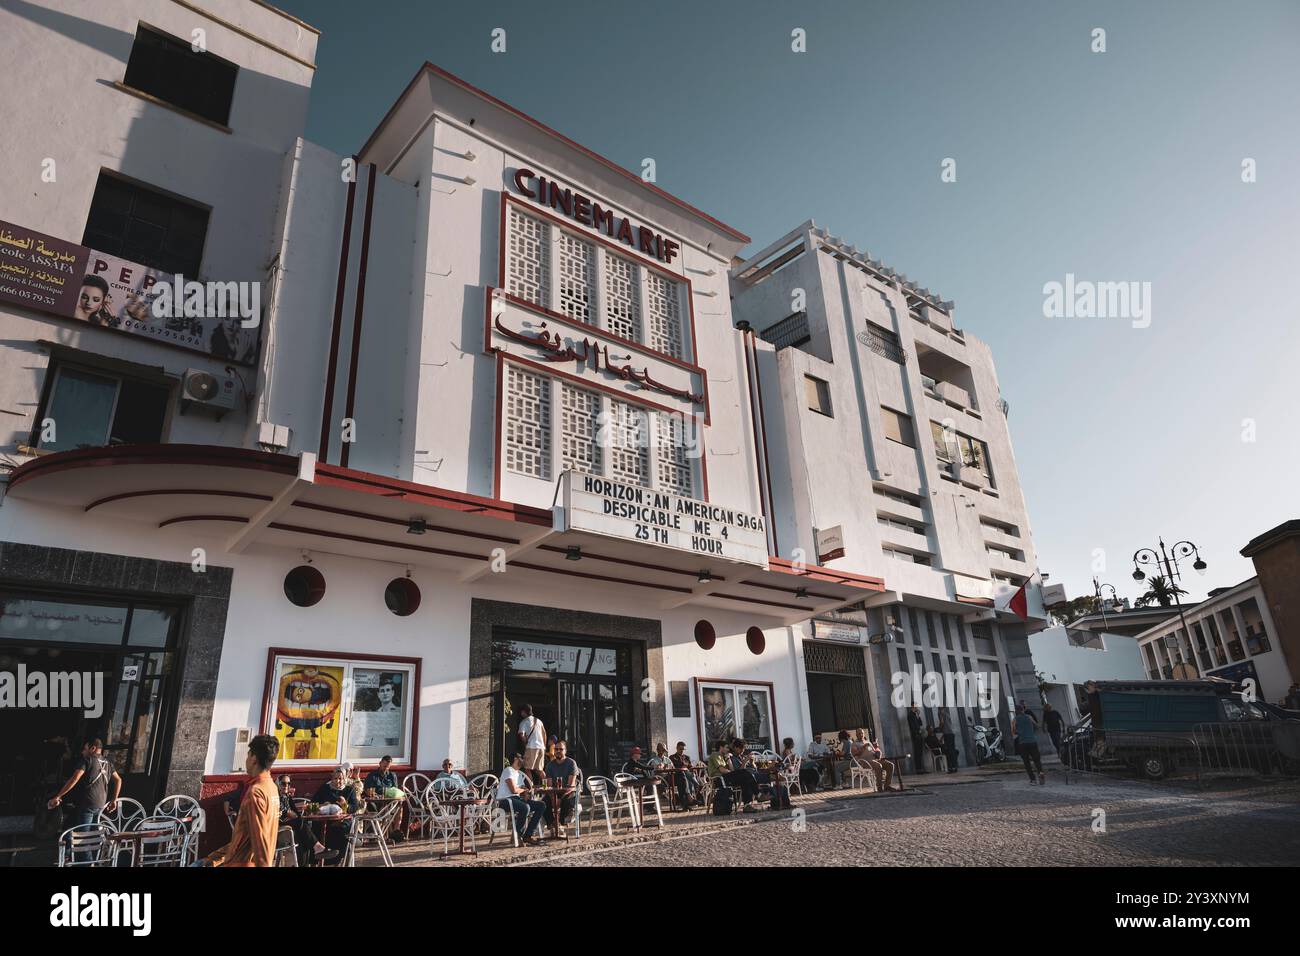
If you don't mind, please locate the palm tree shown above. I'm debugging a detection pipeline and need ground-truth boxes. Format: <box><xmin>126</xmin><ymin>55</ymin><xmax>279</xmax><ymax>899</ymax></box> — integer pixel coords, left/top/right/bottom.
<box><xmin>1135</xmin><ymin>575</ymin><xmax>1188</xmax><ymax>608</ymax></box>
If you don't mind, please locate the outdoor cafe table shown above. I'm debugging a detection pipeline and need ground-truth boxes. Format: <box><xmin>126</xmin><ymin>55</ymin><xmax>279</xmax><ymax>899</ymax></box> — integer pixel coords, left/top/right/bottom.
<box><xmin>438</xmin><ymin>796</ymin><xmax>486</xmax><ymax>858</ymax></box>
<box><xmin>531</xmin><ymin>785</ymin><xmax>575</xmax><ymax>839</ymax></box>
<box><xmin>614</xmin><ymin>776</ymin><xmax>660</xmax><ymax>827</ymax></box>
<box><xmin>299</xmin><ymin>812</ymin><xmax>352</xmax><ymax>865</ymax></box>
<box><xmin>654</xmin><ymin>766</ymin><xmax>705</xmax><ymax>811</ymax></box>
<box><xmin>106</xmin><ymin>829</ymin><xmax>144</xmax><ymax>867</ymax></box>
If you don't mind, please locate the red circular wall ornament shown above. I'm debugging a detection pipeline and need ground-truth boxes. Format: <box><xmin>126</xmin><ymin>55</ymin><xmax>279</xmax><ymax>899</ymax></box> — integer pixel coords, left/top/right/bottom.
<box><xmin>746</xmin><ymin>626</ymin><xmax>766</xmax><ymax>655</ymax></box>
<box><xmin>384</xmin><ymin>577</ymin><xmax>421</xmax><ymax>616</ymax></box>
<box><xmin>694</xmin><ymin>620</ymin><xmax>716</xmax><ymax>650</ymax></box>
<box><xmin>283</xmin><ymin>565</ymin><xmax>326</xmax><ymax>607</ymax></box>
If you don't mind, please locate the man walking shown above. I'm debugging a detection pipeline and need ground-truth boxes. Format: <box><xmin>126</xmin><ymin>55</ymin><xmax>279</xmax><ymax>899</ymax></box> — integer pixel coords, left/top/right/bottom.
<box><xmin>907</xmin><ymin>705</ymin><xmax>927</xmax><ymax>774</ymax></box>
<box><xmin>47</xmin><ymin>738</ymin><xmax>121</xmax><ymax>828</ymax></box>
<box><xmin>517</xmin><ymin>704</ymin><xmax>547</xmax><ymax>785</ymax></box>
<box><xmin>1012</xmin><ymin>704</ymin><xmax>1045</xmax><ymax>785</ymax></box>
<box><xmin>201</xmin><ymin>734</ymin><xmax>281</xmax><ymax>866</ymax></box>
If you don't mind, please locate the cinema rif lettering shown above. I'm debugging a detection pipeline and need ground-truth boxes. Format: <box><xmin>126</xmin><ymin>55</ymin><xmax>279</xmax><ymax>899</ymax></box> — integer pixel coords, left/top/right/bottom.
<box><xmin>512</xmin><ymin>169</ymin><xmax>681</xmax><ymax>264</ymax></box>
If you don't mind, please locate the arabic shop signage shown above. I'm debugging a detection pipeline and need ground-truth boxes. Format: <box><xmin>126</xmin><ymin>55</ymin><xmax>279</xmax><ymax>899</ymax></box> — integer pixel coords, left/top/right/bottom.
<box><xmin>559</xmin><ymin>471</ymin><xmax>769</xmax><ymax>568</ymax></box>
<box><xmin>493</xmin><ymin>313</ymin><xmax>704</xmax><ymax>407</ymax></box>
<box><xmin>812</xmin><ymin>620</ymin><xmax>865</xmax><ymax>645</ymax></box>
<box><xmin>0</xmin><ymin>219</ymin><xmax>259</xmax><ymax>365</ymax></box>
<box><xmin>512</xmin><ymin>169</ymin><xmax>681</xmax><ymax>265</ymax></box>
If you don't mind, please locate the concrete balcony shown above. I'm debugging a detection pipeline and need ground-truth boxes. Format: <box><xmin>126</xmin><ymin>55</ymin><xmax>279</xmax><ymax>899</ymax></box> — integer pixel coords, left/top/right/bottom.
<box><xmin>923</xmin><ymin>375</ymin><xmax>976</xmax><ymax>412</ymax></box>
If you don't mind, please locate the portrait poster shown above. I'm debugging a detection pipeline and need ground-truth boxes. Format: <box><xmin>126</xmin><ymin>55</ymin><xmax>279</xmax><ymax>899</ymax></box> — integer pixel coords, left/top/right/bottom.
<box><xmin>698</xmin><ymin>682</ymin><xmax>736</xmax><ymax>757</ymax></box>
<box><xmin>347</xmin><ymin>668</ymin><xmax>409</xmax><ymax>760</ymax></box>
<box><xmin>271</xmin><ymin>661</ymin><xmax>344</xmax><ymax>763</ymax></box>
<box><xmin>697</xmin><ymin>681</ymin><xmax>776</xmax><ymax>758</ymax></box>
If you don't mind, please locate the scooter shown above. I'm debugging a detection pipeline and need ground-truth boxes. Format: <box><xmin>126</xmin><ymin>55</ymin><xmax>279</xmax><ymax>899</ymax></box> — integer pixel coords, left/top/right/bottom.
<box><xmin>973</xmin><ymin>723</ymin><xmax>1005</xmax><ymax>764</ymax></box>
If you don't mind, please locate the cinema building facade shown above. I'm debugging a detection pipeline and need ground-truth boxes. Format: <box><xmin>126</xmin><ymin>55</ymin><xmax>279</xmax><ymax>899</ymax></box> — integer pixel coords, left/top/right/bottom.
<box><xmin>0</xmin><ymin>0</ymin><xmax>1044</xmax><ymax>831</ymax></box>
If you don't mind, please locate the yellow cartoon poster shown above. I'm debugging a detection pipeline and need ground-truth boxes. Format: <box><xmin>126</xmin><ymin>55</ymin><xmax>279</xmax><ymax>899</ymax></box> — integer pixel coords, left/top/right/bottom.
<box><xmin>272</xmin><ymin>662</ymin><xmax>343</xmax><ymax>763</ymax></box>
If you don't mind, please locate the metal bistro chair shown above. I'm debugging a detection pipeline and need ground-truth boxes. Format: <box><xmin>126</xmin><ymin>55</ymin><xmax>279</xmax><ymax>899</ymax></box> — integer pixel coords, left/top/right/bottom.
<box><xmin>347</xmin><ymin>797</ymin><xmax>402</xmax><ymax>867</ymax></box>
<box><xmin>613</xmin><ymin>772</ymin><xmax>663</xmax><ymax>829</ymax></box>
<box><xmin>567</xmin><ymin>769</ymin><xmax>585</xmax><ymax>839</ymax></box>
<box><xmin>929</xmin><ymin>746</ymin><xmax>948</xmax><ymax>774</ymax></box>
<box><xmin>274</xmin><ymin>825</ymin><xmax>299</xmax><ymax>867</ymax></box>
<box><xmin>582</xmin><ymin>775</ymin><xmax>635</xmax><ymax>837</ymax></box>
<box><xmin>57</xmin><ymin>823</ymin><xmax>116</xmax><ymax>867</ymax></box>
<box><xmin>779</xmin><ymin>759</ymin><xmax>805</xmax><ymax>798</ymax></box>
<box><xmin>467</xmin><ymin>773</ymin><xmax>498</xmax><ymax>836</ymax></box>
<box><xmin>846</xmin><ymin>756</ymin><xmax>878</xmax><ymax>792</ymax></box>
<box><xmin>96</xmin><ymin>797</ymin><xmax>147</xmax><ymax>833</ymax></box>
<box><xmin>402</xmin><ymin>773</ymin><xmax>434</xmax><ymax>837</ymax></box>
<box><xmin>136</xmin><ymin>815</ymin><xmax>188</xmax><ymax>867</ymax></box>
<box><xmin>154</xmin><ymin>794</ymin><xmax>204</xmax><ymax>865</ymax></box>
<box><xmin>426</xmin><ymin>790</ymin><xmax>473</xmax><ymax>857</ymax></box>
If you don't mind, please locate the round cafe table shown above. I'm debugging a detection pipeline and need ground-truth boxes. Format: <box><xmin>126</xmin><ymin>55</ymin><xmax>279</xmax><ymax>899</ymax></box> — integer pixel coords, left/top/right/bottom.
<box><xmin>438</xmin><ymin>797</ymin><xmax>486</xmax><ymax>858</ymax></box>
<box><xmin>106</xmin><ymin>829</ymin><xmax>144</xmax><ymax>867</ymax></box>
<box><xmin>299</xmin><ymin>812</ymin><xmax>352</xmax><ymax>866</ymax></box>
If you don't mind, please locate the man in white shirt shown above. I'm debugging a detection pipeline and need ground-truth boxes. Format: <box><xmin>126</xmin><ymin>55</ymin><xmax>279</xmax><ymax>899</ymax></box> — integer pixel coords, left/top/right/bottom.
<box><xmin>517</xmin><ymin>705</ymin><xmax>547</xmax><ymax>784</ymax></box>
<box><xmin>496</xmin><ymin>753</ymin><xmax>546</xmax><ymax>844</ymax></box>
<box><xmin>805</xmin><ymin>733</ymin><xmax>838</xmax><ymax>787</ymax></box>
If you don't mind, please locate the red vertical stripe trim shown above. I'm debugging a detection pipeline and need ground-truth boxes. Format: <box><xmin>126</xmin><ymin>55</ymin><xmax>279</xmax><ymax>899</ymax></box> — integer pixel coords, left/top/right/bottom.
<box><xmin>319</xmin><ymin>165</ymin><xmax>358</xmax><ymax>462</ymax></box>
<box><xmin>339</xmin><ymin>165</ymin><xmax>379</xmax><ymax>469</ymax></box>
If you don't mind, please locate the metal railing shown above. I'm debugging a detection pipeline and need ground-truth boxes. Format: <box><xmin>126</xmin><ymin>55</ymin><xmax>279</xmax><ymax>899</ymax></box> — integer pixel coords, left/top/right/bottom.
<box><xmin>758</xmin><ymin>311</ymin><xmax>810</xmax><ymax>351</ymax></box>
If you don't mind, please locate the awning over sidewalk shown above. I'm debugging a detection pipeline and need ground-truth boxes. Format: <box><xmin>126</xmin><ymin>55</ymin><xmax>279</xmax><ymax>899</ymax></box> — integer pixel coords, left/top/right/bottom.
<box><xmin>7</xmin><ymin>444</ymin><xmax>884</xmax><ymax>624</ymax></box>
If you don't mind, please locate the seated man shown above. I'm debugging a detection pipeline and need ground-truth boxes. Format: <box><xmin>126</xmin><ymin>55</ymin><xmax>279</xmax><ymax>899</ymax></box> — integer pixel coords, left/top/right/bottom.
<box><xmin>923</xmin><ymin>726</ymin><xmax>945</xmax><ymax>771</ymax></box>
<box><xmin>857</xmin><ymin>729</ymin><xmax>900</xmax><ymax>792</ymax></box>
<box><xmin>668</xmin><ymin>741</ymin><xmax>703</xmax><ymax>805</ymax></box>
<box><xmin>496</xmin><ymin>753</ymin><xmax>547</xmax><ymax>845</ymax></box>
<box><xmin>364</xmin><ymin>755</ymin><xmax>399</xmax><ymax>796</ymax></box>
<box><xmin>620</xmin><ymin>746</ymin><xmax>661</xmax><ymax>788</ymax></box>
<box><xmin>833</xmin><ymin>730</ymin><xmax>855</xmax><ymax>788</ymax></box>
<box><xmin>542</xmin><ymin>740</ymin><xmax>579</xmax><ymax>837</ymax></box>
<box><xmin>433</xmin><ymin>758</ymin><xmax>470</xmax><ymax>792</ymax></box>
<box><xmin>806</xmin><ymin>733</ymin><xmax>839</xmax><ymax>787</ymax></box>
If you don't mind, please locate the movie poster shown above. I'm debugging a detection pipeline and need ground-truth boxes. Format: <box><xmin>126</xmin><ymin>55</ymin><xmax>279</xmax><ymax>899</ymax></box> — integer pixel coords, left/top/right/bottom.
<box><xmin>0</xmin><ymin>218</ymin><xmax>260</xmax><ymax>365</ymax></box>
<box><xmin>271</xmin><ymin>662</ymin><xmax>344</xmax><ymax>763</ymax></box>
<box><xmin>346</xmin><ymin>668</ymin><xmax>409</xmax><ymax>761</ymax></box>
<box><xmin>697</xmin><ymin>682</ymin><xmax>775</xmax><ymax>756</ymax></box>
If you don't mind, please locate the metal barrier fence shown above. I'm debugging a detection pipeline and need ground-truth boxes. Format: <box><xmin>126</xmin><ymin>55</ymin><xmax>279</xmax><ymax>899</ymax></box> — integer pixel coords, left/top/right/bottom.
<box><xmin>1056</xmin><ymin>722</ymin><xmax>1300</xmax><ymax>787</ymax></box>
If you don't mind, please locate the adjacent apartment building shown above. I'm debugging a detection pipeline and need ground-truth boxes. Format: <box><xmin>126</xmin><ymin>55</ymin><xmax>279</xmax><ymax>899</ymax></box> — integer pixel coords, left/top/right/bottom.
<box><xmin>730</xmin><ymin>221</ymin><xmax>1049</xmax><ymax>765</ymax></box>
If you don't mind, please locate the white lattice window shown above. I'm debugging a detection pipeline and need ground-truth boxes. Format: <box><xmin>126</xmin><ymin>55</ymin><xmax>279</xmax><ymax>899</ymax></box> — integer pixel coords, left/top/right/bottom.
<box><xmin>655</xmin><ymin>414</ymin><xmax>694</xmax><ymax>497</ymax></box>
<box><xmin>608</xmin><ymin>400</ymin><xmax>649</xmax><ymax>487</ymax></box>
<box><xmin>504</xmin><ymin>365</ymin><xmax>551</xmax><ymax>479</ymax></box>
<box><xmin>556</xmin><ymin>231</ymin><xmax>596</xmax><ymax>324</ymax></box>
<box><xmin>560</xmin><ymin>383</ymin><xmax>603</xmax><ymax>476</ymax></box>
<box><xmin>646</xmin><ymin>271</ymin><xmax>683</xmax><ymax>359</ymax></box>
<box><xmin>507</xmin><ymin>207</ymin><xmax>550</xmax><ymax>308</ymax></box>
<box><xmin>603</xmin><ymin>252</ymin><xmax>641</xmax><ymax>341</ymax></box>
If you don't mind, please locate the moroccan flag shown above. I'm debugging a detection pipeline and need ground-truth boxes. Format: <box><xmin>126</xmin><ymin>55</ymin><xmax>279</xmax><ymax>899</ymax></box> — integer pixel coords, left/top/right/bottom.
<box><xmin>1007</xmin><ymin>581</ymin><xmax>1029</xmax><ymax>620</ymax></box>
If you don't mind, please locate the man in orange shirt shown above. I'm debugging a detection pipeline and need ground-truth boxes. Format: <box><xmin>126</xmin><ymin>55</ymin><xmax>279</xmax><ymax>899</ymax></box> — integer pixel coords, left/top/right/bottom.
<box><xmin>199</xmin><ymin>734</ymin><xmax>281</xmax><ymax>867</ymax></box>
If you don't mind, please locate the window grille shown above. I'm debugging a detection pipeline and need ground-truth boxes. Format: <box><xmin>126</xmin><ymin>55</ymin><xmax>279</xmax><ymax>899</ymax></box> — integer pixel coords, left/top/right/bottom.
<box><xmin>603</xmin><ymin>252</ymin><xmax>641</xmax><ymax>341</ymax></box>
<box><xmin>506</xmin><ymin>207</ymin><xmax>550</xmax><ymax>309</ymax></box>
<box><xmin>560</xmin><ymin>383</ymin><xmax>602</xmax><ymax>476</ymax></box>
<box><xmin>504</xmin><ymin>365</ymin><xmax>551</xmax><ymax>479</ymax></box>
<box><xmin>645</xmin><ymin>271</ymin><xmax>684</xmax><ymax>359</ymax></box>
<box><xmin>608</xmin><ymin>400</ymin><xmax>649</xmax><ymax>486</ymax></box>
<box><xmin>556</xmin><ymin>231</ymin><xmax>596</xmax><ymax>324</ymax></box>
<box><xmin>655</xmin><ymin>414</ymin><xmax>693</xmax><ymax>497</ymax></box>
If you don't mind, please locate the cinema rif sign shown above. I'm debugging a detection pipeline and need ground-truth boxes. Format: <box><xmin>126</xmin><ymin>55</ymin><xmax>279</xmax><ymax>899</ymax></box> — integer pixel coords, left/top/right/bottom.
<box><xmin>512</xmin><ymin>169</ymin><xmax>681</xmax><ymax>265</ymax></box>
<box><xmin>559</xmin><ymin>472</ymin><xmax>768</xmax><ymax>568</ymax></box>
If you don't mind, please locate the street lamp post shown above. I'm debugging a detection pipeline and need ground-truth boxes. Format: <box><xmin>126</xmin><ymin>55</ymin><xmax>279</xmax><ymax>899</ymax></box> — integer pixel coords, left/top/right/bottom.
<box><xmin>1132</xmin><ymin>538</ymin><xmax>1207</xmax><ymax>679</ymax></box>
<box><xmin>1093</xmin><ymin>577</ymin><xmax>1120</xmax><ymax>629</ymax></box>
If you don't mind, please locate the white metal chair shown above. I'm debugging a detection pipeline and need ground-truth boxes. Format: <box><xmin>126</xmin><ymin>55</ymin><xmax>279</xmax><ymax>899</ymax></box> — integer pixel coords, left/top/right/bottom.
<box><xmin>347</xmin><ymin>798</ymin><xmax>402</xmax><ymax>867</ymax></box>
<box><xmin>403</xmin><ymin>773</ymin><xmax>434</xmax><ymax>837</ymax></box>
<box><xmin>929</xmin><ymin>747</ymin><xmax>948</xmax><ymax>773</ymax></box>
<box><xmin>274</xmin><ymin>824</ymin><xmax>299</xmax><ymax>867</ymax></box>
<box><xmin>96</xmin><ymin>797</ymin><xmax>146</xmax><ymax>832</ymax></box>
<box><xmin>136</xmin><ymin>815</ymin><xmax>189</xmax><ymax>867</ymax></box>
<box><xmin>779</xmin><ymin>759</ymin><xmax>805</xmax><ymax>797</ymax></box>
<box><xmin>567</xmin><ymin>769</ymin><xmax>585</xmax><ymax>839</ymax></box>
<box><xmin>427</xmin><ymin>790</ymin><xmax>476</xmax><ymax>857</ymax></box>
<box><xmin>583</xmin><ymin>775</ymin><xmax>636</xmax><ymax>836</ymax></box>
<box><xmin>466</xmin><ymin>773</ymin><xmax>498</xmax><ymax>835</ymax></box>
<box><xmin>846</xmin><ymin>757</ymin><xmax>878</xmax><ymax>791</ymax></box>
<box><xmin>153</xmin><ymin>794</ymin><xmax>204</xmax><ymax>864</ymax></box>
<box><xmin>613</xmin><ymin>772</ymin><xmax>663</xmax><ymax>829</ymax></box>
<box><xmin>57</xmin><ymin>823</ymin><xmax>116</xmax><ymax>867</ymax></box>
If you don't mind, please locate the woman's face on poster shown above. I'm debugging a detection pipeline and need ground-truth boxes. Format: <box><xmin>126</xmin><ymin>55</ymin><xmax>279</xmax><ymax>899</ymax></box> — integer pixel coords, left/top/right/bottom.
<box><xmin>77</xmin><ymin>284</ymin><xmax>104</xmax><ymax>316</ymax></box>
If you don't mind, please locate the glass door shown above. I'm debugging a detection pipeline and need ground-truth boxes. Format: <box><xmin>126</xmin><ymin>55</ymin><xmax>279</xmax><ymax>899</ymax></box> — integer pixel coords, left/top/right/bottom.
<box><xmin>103</xmin><ymin>649</ymin><xmax>174</xmax><ymax>805</ymax></box>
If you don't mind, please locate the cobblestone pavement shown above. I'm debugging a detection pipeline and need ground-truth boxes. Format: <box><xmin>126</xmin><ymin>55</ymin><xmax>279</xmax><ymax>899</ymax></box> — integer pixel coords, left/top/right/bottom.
<box><xmin>535</xmin><ymin>775</ymin><xmax>1300</xmax><ymax>867</ymax></box>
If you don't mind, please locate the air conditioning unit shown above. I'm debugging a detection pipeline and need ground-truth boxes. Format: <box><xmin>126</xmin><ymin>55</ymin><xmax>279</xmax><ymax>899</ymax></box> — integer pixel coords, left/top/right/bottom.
<box><xmin>231</xmin><ymin>726</ymin><xmax>253</xmax><ymax>772</ymax></box>
<box><xmin>181</xmin><ymin>368</ymin><xmax>237</xmax><ymax>414</ymax></box>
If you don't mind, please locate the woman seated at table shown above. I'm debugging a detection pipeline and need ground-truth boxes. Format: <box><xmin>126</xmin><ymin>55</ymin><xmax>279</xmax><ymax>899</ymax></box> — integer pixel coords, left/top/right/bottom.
<box><xmin>310</xmin><ymin>766</ymin><xmax>359</xmax><ymax>864</ymax></box>
<box><xmin>781</xmin><ymin>737</ymin><xmax>821</xmax><ymax>792</ymax></box>
<box><xmin>276</xmin><ymin>775</ymin><xmax>326</xmax><ymax>865</ymax></box>
<box><xmin>433</xmin><ymin>759</ymin><xmax>470</xmax><ymax>792</ymax></box>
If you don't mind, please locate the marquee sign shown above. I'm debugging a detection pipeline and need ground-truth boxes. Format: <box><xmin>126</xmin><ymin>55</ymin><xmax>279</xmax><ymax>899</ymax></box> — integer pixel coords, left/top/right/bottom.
<box><xmin>559</xmin><ymin>471</ymin><xmax>768</xmax><ymax>568</ymax></box>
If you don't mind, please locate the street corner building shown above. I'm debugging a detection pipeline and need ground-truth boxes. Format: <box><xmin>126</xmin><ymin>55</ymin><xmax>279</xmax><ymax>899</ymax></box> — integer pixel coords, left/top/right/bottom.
<box><xmin>0</xmin><ymin>0</ymin><xmax>1050</xmax><ymax>850</ymax></box>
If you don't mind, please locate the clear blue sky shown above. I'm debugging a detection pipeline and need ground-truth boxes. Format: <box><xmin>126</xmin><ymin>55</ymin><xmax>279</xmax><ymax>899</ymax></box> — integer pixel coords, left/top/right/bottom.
<box><xmin>274</xmin><ymin>0</ymin><xmax>1300</xmax><ymax>606</ymax></box>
